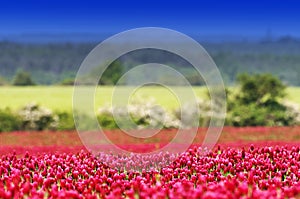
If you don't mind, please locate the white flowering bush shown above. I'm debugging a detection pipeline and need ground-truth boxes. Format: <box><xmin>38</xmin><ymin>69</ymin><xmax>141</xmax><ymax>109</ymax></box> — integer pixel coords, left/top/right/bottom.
<box><xmin>18</xmin><ymin>103</ymin><xmax>59</xmax><ymax>130</ymax></box>
<box><xmin>173</xmin><ymin>98</ymin><xmax>226</xmax><ymax>128</ymax></box>
<box><xmin>98</xmin><ymin>97</ymin><xmax>180</xmax><ymax>130</ymax></box>
<box><xmin>98</xmin><ymin>96</ymin><xmax>226</xmax><ymax>129</ymax></box>
<box><xmin>174</xmin><ymin>99</ymin><xmax>204</xmax><ymax>128</ymax></box>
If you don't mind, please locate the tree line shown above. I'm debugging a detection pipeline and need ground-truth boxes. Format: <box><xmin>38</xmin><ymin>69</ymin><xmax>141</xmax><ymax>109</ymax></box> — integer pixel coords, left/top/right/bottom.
<box><xmin>0</xmin><ymin>37</ymin><xmax>300</xmax><ymax>85</ymax></box>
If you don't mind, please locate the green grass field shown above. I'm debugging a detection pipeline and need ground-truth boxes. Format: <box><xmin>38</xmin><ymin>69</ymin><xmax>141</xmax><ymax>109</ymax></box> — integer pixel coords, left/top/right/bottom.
<box><xmin>0</xmin><ymin>86</ymin><xmax>299</xmax><ymax>112</ymax></box>
<box><xmin>0</xmin><ymin>86</ymin><xmax>208</xmax><ymax>111</ymax></box>
<box><xmin>286</xmin><ymin>87</ymin><xmax>300</xmax><ymax>105</ymax></box>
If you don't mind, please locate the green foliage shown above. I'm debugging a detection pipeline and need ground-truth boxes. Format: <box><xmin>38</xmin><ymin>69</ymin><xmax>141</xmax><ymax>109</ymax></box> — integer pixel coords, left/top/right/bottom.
<box><xmin>98</xmin><ymin>61</ymin><xmax>123</xmax><ymax>85</ymax></box>
<box><xmin>74</xmin><ymin>61</ymin><xmax>124</xmax><ymax>85</ymax></box>
<box><xmin>0</xmin><ymin>108</ymin><xmax>21</xmax><ymax>132</ymax></box>
<box><xmin>55</xmin><ymin>112</ymin><xmax>75</xmax><ymax>130</ymax></box>
<box><xmin>226</xmin><ymin>73</ymin><xmax>298</xmax><ymax>126</ymax></box>
<box><xmin>12</xmin><ymin>70</ymin><xmax>35</xmax><ymax>86</ymax></box>
<box><xmin>236</xmin><ymin>73</ymin><xmax>286</xmax><ymax>105</ymax></box>
<box><xmin>97</xmin><ymin>114</ymin><xmax>119</xmax><ymax>130</ymax></box>
<box><xmin>226</xmin><ymin>103</ymin><xmax>291</xmax><ymax>126</ymax></box>
<box><xmin>59</xmin><ymin>78</ymin><xmax>75</xmax><ymax>86</ymax></box>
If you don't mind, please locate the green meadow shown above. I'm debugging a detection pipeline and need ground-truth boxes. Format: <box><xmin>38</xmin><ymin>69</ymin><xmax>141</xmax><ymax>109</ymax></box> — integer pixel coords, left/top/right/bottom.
<box><xmin>0</xmin><ymin>86</ymin><xmax>208</xmax><ymax>111</ymax></box>
<box><xmin>0</xmin><ymin>86</ymin><xmax>299</xmax><ymax>112</ymax></box>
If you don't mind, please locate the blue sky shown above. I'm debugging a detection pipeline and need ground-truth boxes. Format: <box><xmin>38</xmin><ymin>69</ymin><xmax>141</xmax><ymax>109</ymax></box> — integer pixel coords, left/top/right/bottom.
<box><xmin>0</xmin><ymin>0</ymin><xmax>299</xmax><ymax>37</ymax></box>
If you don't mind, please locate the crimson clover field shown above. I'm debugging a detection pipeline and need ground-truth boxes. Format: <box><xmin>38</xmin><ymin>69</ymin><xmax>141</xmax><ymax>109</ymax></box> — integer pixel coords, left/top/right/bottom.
<box><xmin>1</xmin><ymin>127</ymin><xmax>300</xmax><ymax>198</ymax></box>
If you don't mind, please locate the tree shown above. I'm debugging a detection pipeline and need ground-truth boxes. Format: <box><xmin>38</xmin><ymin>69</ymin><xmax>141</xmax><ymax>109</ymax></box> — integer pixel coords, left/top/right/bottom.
<box><xmin>98</xmin><ymin>61</ymin><xmax>123</xmax><ymax>85</ymax></box>
<box><xmin>236</xmin><ymin>73</ymin><xmax>286</xmax><ymax>105</ymax></box>
<box><xmin>12</xmin><ymin>70</ymin><xmax>35</xmax><ymax>86</ymax></box>
<box><xmin>226</xmin><ymin>73</ymin><xmax>297</xmax><ymax>126</ymax></box>
<box><xmin>75</xmin><ymin>61</ymin><xmax>124</xmax><ymax>85</ymax></box>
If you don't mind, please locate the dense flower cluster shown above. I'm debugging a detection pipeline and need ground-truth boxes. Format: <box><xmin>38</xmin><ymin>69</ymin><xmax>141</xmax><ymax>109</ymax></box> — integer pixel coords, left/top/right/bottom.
<box><xmin>1</xmin><ymin>145</ymin><xmax>300</xmax><ymax>198</ymax></box>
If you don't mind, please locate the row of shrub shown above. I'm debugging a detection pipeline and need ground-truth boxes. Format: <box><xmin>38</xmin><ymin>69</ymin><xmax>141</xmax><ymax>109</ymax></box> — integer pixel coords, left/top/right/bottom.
<box><xmin>98</xmin><ymin>97</ymin><xmax>300</xmax><ymax>129</ymax></box>
<box><xmin>1</xmin><ymin>97</ymin><xmax>300</xmax><ymax>132</ymax></box>
<box><xmin>0</xmin><ymin>104</ymin><xmax>75</xmax><ymax>132</ymax></box>
<box><xmin>2</xmin><ymin>73</ymin><xmax>299</xmax><ymax>132</ymax></box>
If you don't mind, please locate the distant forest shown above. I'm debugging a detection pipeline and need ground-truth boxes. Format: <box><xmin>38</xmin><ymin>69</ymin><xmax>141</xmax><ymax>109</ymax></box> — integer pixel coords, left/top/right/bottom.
<box><xmin>0</xmin><ymin>36</ymin><xmax>300</xmax><ymax>85</ymax></box>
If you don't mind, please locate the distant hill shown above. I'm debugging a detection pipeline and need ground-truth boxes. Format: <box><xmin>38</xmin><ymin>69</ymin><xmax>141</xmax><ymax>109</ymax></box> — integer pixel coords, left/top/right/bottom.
<box><xmin>0</xmin><ymin>36</ymin><xmax>300</xmax><ymax>85</ymax></box>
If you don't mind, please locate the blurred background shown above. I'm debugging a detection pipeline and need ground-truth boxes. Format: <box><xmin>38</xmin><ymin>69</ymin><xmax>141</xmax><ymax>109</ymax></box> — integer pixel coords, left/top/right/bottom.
<box><xmin>0</xmin><ymin>0</ymin><xmax>300</xmax><ymax>132</ymax></box>
<box><xmin>0</xmin><ymin>0</ymin><xmax>299</xmax><ymax>85</ymax></box>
